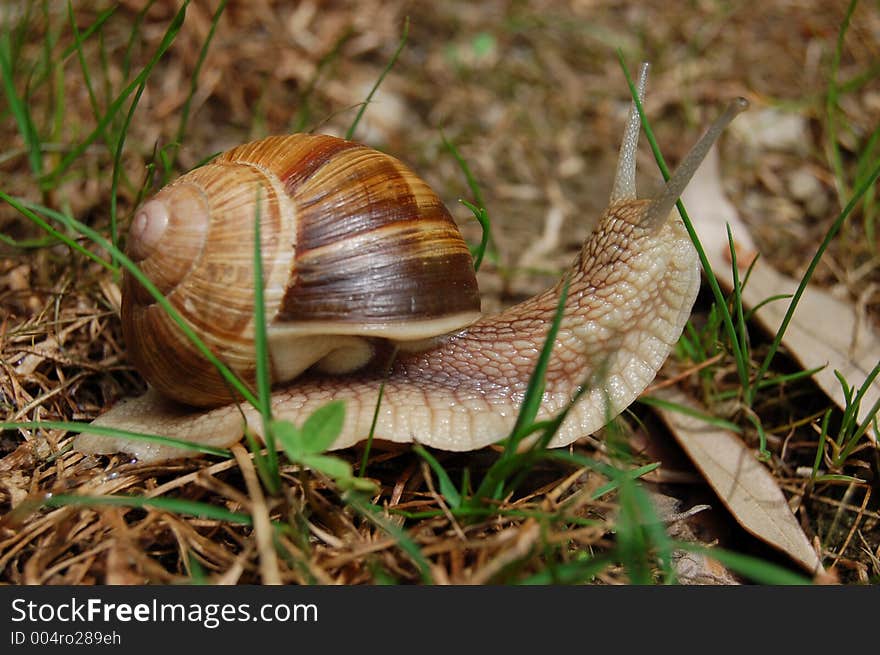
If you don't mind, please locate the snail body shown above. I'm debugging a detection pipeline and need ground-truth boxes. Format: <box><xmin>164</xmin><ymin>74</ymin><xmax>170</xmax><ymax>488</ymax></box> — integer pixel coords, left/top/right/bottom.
<box><xmin>75</xmin><ymin>67</ymin><xmax>747</xmax><ymax>463</ymax></box>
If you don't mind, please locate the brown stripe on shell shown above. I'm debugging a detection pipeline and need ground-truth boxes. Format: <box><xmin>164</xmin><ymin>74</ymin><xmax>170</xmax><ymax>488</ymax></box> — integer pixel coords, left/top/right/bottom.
<box><xmin>219</xmin><ymin>134</ymin><xmax>360</xmax><ymax>192</ymax></box>
<box><xmin>281</xmin><ymin>220</ymin><xmax>479</xmax><ymax>323</ymax></box>
<box><xmin>279</xmin><ymin>136</ymin><xmax>361</xmax><ymax>190</ymax></box>
<box><xmin>122</xmin><ymin>272</ymin><xmax>255</xmax><ymax>407</ymax></box>
<box><xmin>279</xmin><ymin>145</ymin><xmax>480</xmax><ymax>325</ymax></box>
<box><xmin>288</xmin><ymin>149</ymin><xmax>422</xmax><ymax>252</ymax></box>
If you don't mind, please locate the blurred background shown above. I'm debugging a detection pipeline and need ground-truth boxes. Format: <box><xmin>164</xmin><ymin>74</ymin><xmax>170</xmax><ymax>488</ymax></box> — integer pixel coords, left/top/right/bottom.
<box><xmin>3</xmin><ymin>0</ymin><xmax>877</xmax><ymax>312</ymax></box>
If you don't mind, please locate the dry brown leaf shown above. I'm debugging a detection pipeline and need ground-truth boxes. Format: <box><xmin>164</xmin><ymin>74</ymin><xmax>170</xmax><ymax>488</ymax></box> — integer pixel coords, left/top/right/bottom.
<box><xmin>652</xmin><ymin>387</ymin><xmax>823</xmax><ymax>575</ymax></box>
<box><xmin>682</xmin><ymin>147</ymin><xmax>880</xmax><ymax>425</ymax></box>
<box><xmin>14</xmin><ymin>335</ymin><xmax>60</xmax><ymax>376</ymax></box>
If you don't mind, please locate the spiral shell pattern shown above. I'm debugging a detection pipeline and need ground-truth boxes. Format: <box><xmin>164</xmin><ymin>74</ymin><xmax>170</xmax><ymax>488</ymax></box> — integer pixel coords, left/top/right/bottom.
<box><xmin>122</xmin><ymin>134</ymin><xmax>481</xmax><ymax>407</ymax></box>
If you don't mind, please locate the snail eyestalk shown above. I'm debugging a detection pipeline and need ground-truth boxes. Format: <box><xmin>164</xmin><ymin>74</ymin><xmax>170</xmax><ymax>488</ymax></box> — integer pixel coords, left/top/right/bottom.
<box><xmin>610</xmin><ymin>62</ymin><xmax>650</xmax><ymax>204</ymax></box>
<box><xmin>641</xmin><ymin>96</ymin><xmax>750</xmax><ymax>231</ymax></box>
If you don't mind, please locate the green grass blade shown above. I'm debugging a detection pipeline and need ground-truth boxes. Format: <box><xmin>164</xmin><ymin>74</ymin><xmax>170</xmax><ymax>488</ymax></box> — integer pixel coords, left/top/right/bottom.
<box><xmin>478</xmin><ymin>365</ymin><xmax>621</xmax><ymax>504</ymax></box>
<box><xmin>345</xmin><ymin>16</ymin><xmax>408</xmax><ymax>140</ymax></box>
<box><xmin>825</xmin><ymin>0</ymin><xmax>858</xmax><ymax>206</ymax></box>
<box><xmin>834</xmin><ymin>371</ymin><xmax>857</xmax><ymax>440</ymax></box>
<box><xmin>460</xmin><ymin>199</ymin><xmax>491</xmax><ymax>271</ymax></box>
<box><xmin>842</xmin><ymin>361</ymin><xmax>880</xmax><ymax>428</ymax></box>
<box><xmin>836</xmin><ymin>394</ymin><xmax>880</xmax><ymax>464</ymax></box>
<box><xmin>812</xmin><ymin>473</ymin><xmax>866</xmax><ymax>484</ymax></box>
<box><xmin>753</xmin><ymin>366</ymin><xmax>827</xmax><ymax>390</ymax></box>
<box><xmin>359</xmin><ymin>348</ymin><xmax>398</xmax><ymax>477</ymax></box>
<box><xmin>244</xmin><ymin>429</ymin><xmax>274</xmax><ymax>493</ymax></box>
<box><xmin>251</xmin><ymin>192</ymin><xmax>272</xmax><ymax>415</ymax></box>
<box><xmin>0</xmin><ymin>421</ymin><xmax>233</xmax><ymax>459</ymax></box>
<box><xmin>727</xmin><ymin>224</ymin><xmax>751</xmax><ymax>375</ymax></box>
<box><xmin>170</xmin><ymin>0</ymin><xmax>228</xmax><ymax>173</ymax></box>
<box><xmin>442</xmin><ymin>133</ymin><xmax>487</xmax><ymax>210</ymax></box>
<box><xmin>185</xmin><ymin>551</ymin><xmax>209</xmax><ymax>584</ymax></box>
<box><xmin>7</xmin><ymin>0</ymin><xmax>34</xmax><ymax>62</ymax></box>
<box><xmin>0</xmin><ymin>233</ymin><xmax>58</xmax><ymax>248</ymax></box>
<box><xmin>500</xmin><ymin>382</ymin><xmax>599</xmax><ymax>495</ymax></box>
<box><xmin>442</xmin><ymin>133</ymin><xmax>495</xmax><ymax>270</ymax></box>
<box><xmin>44</xmin><ymin>494</ymin><xmax>252</xmax><ymax>524</ymax></box>
<box><xmin>745</xmin><ymin>293</ymin><xmax>792</xmax><ymax>322</ymax></box>
<box><xmin>516</xmin><ymin>555</ymin><xmax>612</xmax><ymax>584</ymax></box>
<box><xmin>22</xmin><ymin>6</ymin><xmax>116</xmax><ymax>93</ymax></box>
<box><xmin>614</xmin><ymin>465</ymin><xmax>674</xmax><ymax>584</ymax></box>
<box><xmin>0</xmin><ymin>192</ymin><xmax>116</xmax><ymax>271</ymax></box>
<box><xmin>64</xmin><ymin>8</ymin><xmax>116</xmax><ymax>58</ymax></box>
<box><xmin>121</xmin><ymin>1</ymin><xmax>154</xmax><ymax>82</ymax></box>
<box><xmin>744</xmin><ymin>412</ymin><xmax>770</xmax><ymax>461</ymax></box>
<box><xmin>344</xmin><ymin>491</ymin><xmax>434</xmax><ymax>583</ymax></box>
<box><xmin>811</xmin><ymin>409</ymin><xmax>831</xmax><ymax>481</ymax></box>
<box><xmin>40</xmin><ymin>0</ymin><xmax>189</xmax><ymax>189</ymax></box>
<box><xmin>0</xmin><ymin>31</ymin><xmax>43</xmax><ymax>176</ymax></box>
<box><xmin>97</xmin><ymin>24</ymin><xmax>112</xmax><ymax>120</ymax></box>
<box><xmin>470</xmin><ymin>276</ymin><xmax>570</xmax><ymax>502</ymax></box>
<box><xmin>750</xmin><ymin>160</ymin><xmax>880</xmax><ymax>402</ymax></box>
<box><xmin>589</xmin><ymin>462</ymin><xmax>659</xmax><ymax>500</ymax></box>
<box><xmin>507</xmin><ymin>275</ymin><xmax>570</xmax><ymax>451</ymax></box>
<box><xmin>638</xmin><ymin>395</ymin><xmax>743</xmax><ymax>433</ymax></box>
<box><xmin>413</xmin><ymin>444</ymin><xmax>462</xmax><ymax>509</ymax></box>
<box><xmin>678</xmin><ymin>320</ymin><xmax>707</xmax><ymax>363</ymax></box>
<box><xmin>358</xmin><ymin>378</ymin><xmax>386</xmax><ymax>478</ymax></box>
<box><xmin>250</xmin><ymin>188</ymin><xmax>280</xmax><ymax>492</ymax></box>
<box><xmin>853</xmin><ymin>122</ymin><xmax>879</xmax><ymax>246</ymax></box>
<box><xmin>67</xmin><ymin>0</ymin><xmax>107</xmax><ymax>148</ymax></box>
<box><xmin>290</xmin><ymin>28</ymin><xmax>353</xmax><ymax>133</ymax></box>
<box><xmin>635</xmin><ymin>476</ymin><xmax>677</xmax><ymax>584</ymax></box>
<box><xmin>108</xmin><ymin>73</ymin><xmax>149</xmax><ymax>253</ymax></box>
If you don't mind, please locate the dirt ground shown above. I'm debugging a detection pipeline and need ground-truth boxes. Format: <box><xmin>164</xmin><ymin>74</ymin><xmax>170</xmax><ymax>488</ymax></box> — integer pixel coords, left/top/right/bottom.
<box><xmin>1</xmin><ymin>0</ymin><xmax>878</xmax><ymax>584</ymax></box>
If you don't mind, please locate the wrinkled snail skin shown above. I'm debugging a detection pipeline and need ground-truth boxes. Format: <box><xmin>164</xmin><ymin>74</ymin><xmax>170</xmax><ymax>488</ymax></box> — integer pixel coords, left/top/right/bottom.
<box><xmin>73</xmin><ymin>68</ymin><xmax>747</xmax><ymax>464</ymax></box>
<box><xmin>73</xmin><ymin>201</ymin><xmax>699</xmax><ymax>463</ymax></box>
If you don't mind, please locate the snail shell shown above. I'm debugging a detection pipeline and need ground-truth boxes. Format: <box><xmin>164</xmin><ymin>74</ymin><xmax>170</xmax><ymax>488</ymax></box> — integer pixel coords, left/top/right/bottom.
<box><xmin>123</xmin><ymin>135</ymin><xmax>481</xmax><ymax>407</ymax></box>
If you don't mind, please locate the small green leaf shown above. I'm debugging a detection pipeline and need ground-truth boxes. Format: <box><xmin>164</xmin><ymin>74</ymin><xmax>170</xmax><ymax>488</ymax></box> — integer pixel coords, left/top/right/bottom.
<box><xmin>300</xmin><ymin>454</ymin><xmax>353</xmax><ymax>480</ymax></box>
<box><xmin>301</xmin><ymin>400</ymin><xmax>345</xmax><ymax>454</ymax></box>
<box><xmin>272</xmin><ymin>419</ymin><xmax>304</xmax><ymax>459</ymax></box>
<box><xmin>346</xmin><ymin>17</ymin><xmax>408</xmax><ymax>140</ymax></box>
<box><xmin>338</xmin><ymin>476</ymin><xmax>380</xmax><ymax>493</ymax></box>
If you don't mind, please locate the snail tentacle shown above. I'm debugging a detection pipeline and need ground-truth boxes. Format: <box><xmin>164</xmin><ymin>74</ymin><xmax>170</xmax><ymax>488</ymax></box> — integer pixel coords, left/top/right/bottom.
<box><xmin>610</xmin><ymin>62</ymin><xmax>650</xmax><ymax>204</ymax></box>
<box><xmin>641</xmin><ymin>97</ymin><xmax>749</xmax><ymax>231</ymax></box>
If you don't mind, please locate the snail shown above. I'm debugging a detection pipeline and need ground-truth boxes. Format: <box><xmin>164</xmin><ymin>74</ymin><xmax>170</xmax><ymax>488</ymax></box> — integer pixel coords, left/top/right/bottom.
<box><xmin>74</xmin><ymin>66</ymin><xmax>747</xmax><ymax>464</ymax></box>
